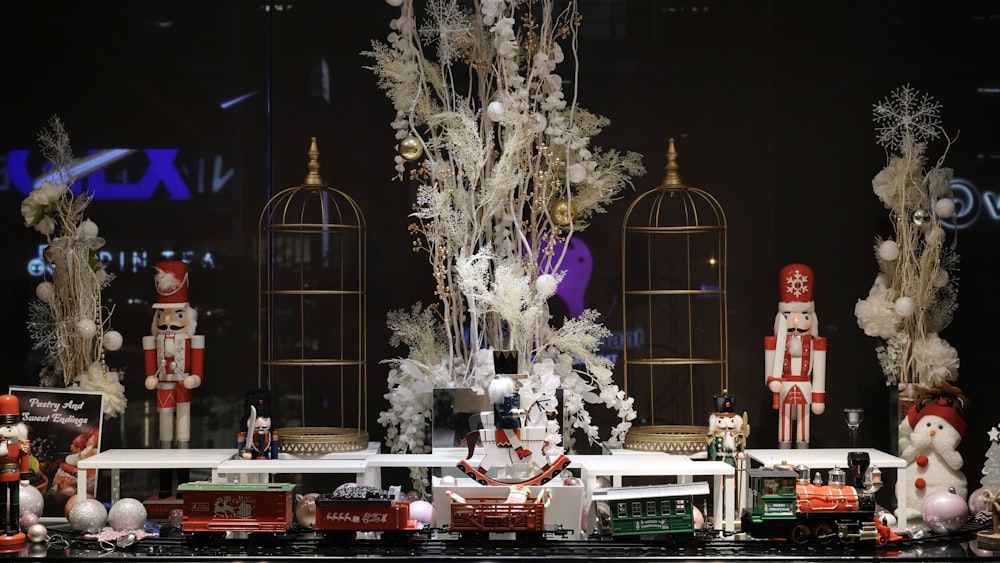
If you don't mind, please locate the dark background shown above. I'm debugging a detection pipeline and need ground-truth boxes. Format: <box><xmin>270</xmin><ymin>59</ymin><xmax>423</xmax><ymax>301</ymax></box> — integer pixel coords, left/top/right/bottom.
<box><xmin>1</xmin><ymin>0</ymin><xmax>997</xmax><ymax>504</ymax></box>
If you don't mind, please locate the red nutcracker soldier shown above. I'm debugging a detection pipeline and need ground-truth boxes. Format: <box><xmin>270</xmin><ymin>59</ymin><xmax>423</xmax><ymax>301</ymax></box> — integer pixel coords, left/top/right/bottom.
<box><xmin>0</xmin><ymin>394</ymin><xmax>30</xmax><ymax>549</ymax></box>
<box><xmin>143</xmin><ymin>260</ymin><xmax>204</xmax><ymax>449</ymax></box>
<box><xmin>764</xmin><ymin>263</ymin><xmax>826</xmax><ymax>449</ymax></box>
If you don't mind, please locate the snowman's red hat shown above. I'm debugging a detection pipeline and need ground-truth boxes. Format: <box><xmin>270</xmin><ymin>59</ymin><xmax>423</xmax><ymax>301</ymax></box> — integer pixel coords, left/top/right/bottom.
<box><xmin>906</xmin><ymin>399</ymin><xmax>968</xmax><ymax>438</ymax></box>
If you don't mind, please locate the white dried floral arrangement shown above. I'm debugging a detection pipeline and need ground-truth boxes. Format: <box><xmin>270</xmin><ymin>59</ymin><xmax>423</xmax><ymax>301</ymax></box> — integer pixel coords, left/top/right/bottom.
<box><xmin>365</xmin><ymin>0</ymin><xmax>643</xmax><ymax>472</ymax></box>
<box><xmin>854</xmin><ymin>85</ymin><xmax>960</xmax><ymax>390</ymax></box>
<box><xmin>21</xmin><ymin>116</ymin><xmax>127</xmax><ymax>418</ymax></box>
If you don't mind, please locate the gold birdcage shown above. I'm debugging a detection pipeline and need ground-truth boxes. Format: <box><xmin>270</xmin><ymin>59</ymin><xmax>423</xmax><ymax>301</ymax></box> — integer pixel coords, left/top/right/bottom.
<box><xmin>258</xmin><ymin>137</ymin><xmax>369</xmax><ymax>454</ymax></box>
<box><xmin>621</xmin><ymin>138</ymin><xmax>728</xmax><ymax>454</ymax></box>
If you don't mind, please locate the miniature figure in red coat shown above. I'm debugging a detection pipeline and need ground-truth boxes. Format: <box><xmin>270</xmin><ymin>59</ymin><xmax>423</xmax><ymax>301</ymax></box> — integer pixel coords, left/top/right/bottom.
<box><xmin>764</xmin><ymin>263</ymin><xmax>826</xmax><ymax>449</ymax></box>
<box><xmin>238</xmin><ymin>388</ymin><xmax>279</xmax><ymax>460</ymax></box>
<box><xmin>0</xmin><ymin>394</ymin><xmax>30</xmax><ymax>548</ymax></box>
<box><xmin>143</xmin><ymin>261</ymin><xmax>204</xmax><ymax>449</ymax></box>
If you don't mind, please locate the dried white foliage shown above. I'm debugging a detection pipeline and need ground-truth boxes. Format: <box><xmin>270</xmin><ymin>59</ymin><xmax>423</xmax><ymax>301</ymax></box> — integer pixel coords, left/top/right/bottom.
<box><xmin>366</xmin><ymin>0</ymin><xmax>643</xmax><ymax>459</ymax></box>
<box><xmin>855</xmin><ymin>86</ymin><xmax>960</xmax><ymax>387</ymax></box>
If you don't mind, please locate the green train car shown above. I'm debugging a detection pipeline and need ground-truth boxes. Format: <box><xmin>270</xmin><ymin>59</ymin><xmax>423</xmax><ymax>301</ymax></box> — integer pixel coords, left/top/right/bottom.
<box><xmin>591</xmin><ymin>482</ymin><xmax>710</xmax><ymax>539</ymax></box>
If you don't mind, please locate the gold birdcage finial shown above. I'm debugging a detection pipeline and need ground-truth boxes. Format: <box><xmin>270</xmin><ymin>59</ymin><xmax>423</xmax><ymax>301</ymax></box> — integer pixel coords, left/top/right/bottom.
<box><xmin>663</xmin><ymin>137</ymin><xmax>682</xmax><ymax>187</ymax></box>
<box><xmin>304</xmin><ymin>136</ymin><xmax>324</xmax><ymax>186</ymax></box>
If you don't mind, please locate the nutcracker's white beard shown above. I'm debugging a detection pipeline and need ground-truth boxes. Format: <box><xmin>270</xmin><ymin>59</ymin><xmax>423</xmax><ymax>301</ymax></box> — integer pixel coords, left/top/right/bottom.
<box><xmin>724</xmin><ymin>432</ymin><xmax>736</xmax><ymax>452</ymax></box>
<box><xmin>787</xmin><ymin>334</ymin><xmax>803</xmax><ymax>357</ymax></box>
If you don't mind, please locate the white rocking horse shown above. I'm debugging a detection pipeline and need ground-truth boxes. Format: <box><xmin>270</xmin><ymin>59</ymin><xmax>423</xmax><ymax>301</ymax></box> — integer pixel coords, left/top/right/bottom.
<box><xmin>456</xmin><ymin>371</ymin><xmax>570</xmax><ymax>486</ymax></box>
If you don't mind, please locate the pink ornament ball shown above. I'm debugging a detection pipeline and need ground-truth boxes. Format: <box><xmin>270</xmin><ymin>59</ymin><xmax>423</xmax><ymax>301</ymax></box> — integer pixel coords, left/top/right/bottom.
<box><xmin>562</xmin><ymin>476</ymin><xmax>581</xmax><ymax>487</ymax></box>
<box><xmin>409</xmin><ymin>499</ymin><xmax>434</xmax><ymax>525</ymax></box>
<box><xmin>26</xmin><ymin>523</ymin><xmax>48</xmax><ymax>543</ymax></box>
<box><xmin>968</xmin><ymin>487</ymin><xmax>988</xmax><ymax>513</ymax></box>
<box><xmin>692</xmin><ymin>505</ymin><xmax>705</xmax><ymax>530</ymax></box>
<box><xmin>921</xmin><ymin>488</ymin><xmax>969</xmax><ymax>534</ymax></box>
<box><xmin>20</xmin><ymin>509</ymin><xmax>40</xmax><ymax>530</ymax></box>
<box><xmin>295</xmin><ymin>493</ymin><xmax>320</xmax><ymax>527</ymax></box>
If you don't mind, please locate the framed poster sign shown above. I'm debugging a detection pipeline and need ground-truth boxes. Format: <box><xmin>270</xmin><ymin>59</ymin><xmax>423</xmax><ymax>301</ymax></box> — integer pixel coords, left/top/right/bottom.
<box><xmin>8</xmin><ymin>386</ymin><xmax>104</xmax><ymax>517</ymax></box>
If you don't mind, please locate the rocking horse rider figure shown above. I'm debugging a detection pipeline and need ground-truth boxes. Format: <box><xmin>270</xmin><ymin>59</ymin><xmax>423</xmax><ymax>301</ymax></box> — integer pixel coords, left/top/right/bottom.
<box><xmin>489</xmin><ymin>351</ymin><xmax>532</xmax><ymax>460</ymax></box>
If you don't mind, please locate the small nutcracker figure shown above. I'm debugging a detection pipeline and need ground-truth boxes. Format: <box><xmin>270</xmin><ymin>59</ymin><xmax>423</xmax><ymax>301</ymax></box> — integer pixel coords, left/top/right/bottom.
<box><xmin>706</xmin><ymin>391</ymin><xmax>748</xmax><ymax>528</ymax></box>
<box><xmin>0</xmin><ymin>394</ymin><xmax>30</xmax><ymax>548</ymax></box>
<box><xmin>764</xmin><ymin>263</ymin><xmax>826</xmax><ymax>449</ymax></box>
<box><xmin>142</xmin><ymin>260</ymin><xmax>205</xmax><ymax>449</ymax></box>
<box><xmin>238</xmin><ymin>388</ymin><xmax>279</xmax><ymax>460</ymax></box>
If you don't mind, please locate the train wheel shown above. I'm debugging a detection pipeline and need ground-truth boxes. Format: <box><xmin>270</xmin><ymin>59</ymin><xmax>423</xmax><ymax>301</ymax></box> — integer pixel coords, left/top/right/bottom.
<box><xmin>790</xmin><ymin>523</ymin><xmax>810</xmax><ymax>545</ymax></box>
<box><xmin>812</xmin><ymin>522</ymin><xmax>834</xmax><ymax>545</ymax></box>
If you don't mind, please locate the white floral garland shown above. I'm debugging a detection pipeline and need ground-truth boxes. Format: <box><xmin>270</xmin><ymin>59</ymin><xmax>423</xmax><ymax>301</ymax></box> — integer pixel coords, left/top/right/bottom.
<box><xmin>367</xmin><ymin>0</ymin><xmax>641</xmax><ymax>470</ymax></box>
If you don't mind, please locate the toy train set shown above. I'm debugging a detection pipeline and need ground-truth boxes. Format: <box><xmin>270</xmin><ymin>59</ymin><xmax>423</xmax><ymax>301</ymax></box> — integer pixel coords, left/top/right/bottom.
<box><xmin>163</xmin><ymin>453</ymin><xmax>924</xmax><ymax>549</ymax></box>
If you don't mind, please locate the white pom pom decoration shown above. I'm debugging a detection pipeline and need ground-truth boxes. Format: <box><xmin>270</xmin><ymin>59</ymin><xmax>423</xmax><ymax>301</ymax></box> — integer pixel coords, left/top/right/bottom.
<box><xmin>385</xmin><ymin>0</ymin><xmax>404</xmax><ymax>6</ymax></box>
<box><xmin>79</xmin><ymin>219</ymin><xmax>100</xmax><ymax>238</ymax></box>
<box><xmin>925</xmin><ymin>226</ymin><xmax>945</xmax><ymax>245</ymax></box>
<box><xmin>103</xmin><ymin>330</ymin><xmax>124</xmax><ymax>352</ymax></box>
<box><xmin>934</xmin><ymin>198</ymin><xmax>956</xmax><ymax>219</ymax></box>
<box><xmin>932</xmin><ymin>269</ymin><xmax>949</xmax><ymax>288</ymax></box>
<box><xmin>535</xmin><ymin>274</ymin><xmax>558</xmax><ymax>298</ymax></box>
<box><xmin>894</xmin><ymin>296</ymin><xmax>916</xmax><ymax>317</ymax></box>
<box><xmin>878</xmin><ymin>240</ymin><xmax>899</xmax><ymax>261</ymax></box>
<box><xmin>76</xmin><ymin>318</ymin><xmax>98</xmax><ymax>339</ymax></box>
<box><xmin>486</xmin><ymin>101</ymin><xmax>505</xmax><ymax>123</ymax></box>
<box><xmin>35</xmin><ymin>281</ymin><xmax>54</xmax><ymax>303</ymax></box>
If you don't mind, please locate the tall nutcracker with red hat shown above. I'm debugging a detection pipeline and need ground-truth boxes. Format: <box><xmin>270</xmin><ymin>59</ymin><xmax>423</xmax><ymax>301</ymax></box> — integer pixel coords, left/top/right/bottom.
<box><xmin>0</xmin><ymin>394</ymin><xmax>30</xmax><ymax>548</ymax></box>
<box><xmin>142</xmin><ymin>260</ymin><xmax>204</xmax><ymax>449</ymax></box>
<box><xmin>764</xmin><ymin>263</ymin><xmax>826</xmax><ymax>449</ymax></box>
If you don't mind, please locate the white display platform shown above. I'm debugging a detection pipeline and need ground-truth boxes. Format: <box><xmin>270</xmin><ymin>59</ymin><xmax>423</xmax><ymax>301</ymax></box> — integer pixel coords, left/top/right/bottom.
<box><xmin>746</xmin><ymin>447</ymin><xmax>907</xmax><ymax>526</ymax></box>
<box><xmin>215</xmin><ymin>458</ymin><xmax>368</xmax><ymax>486</ymax></box>
<box><xmin>572</xmin><ymin>453</ymin><xmax>736</xmax><ymax>532</ymax></box>
<box><xmin>364</xmin><ymin>452</ymin><xmax>484</xmax><ymax>488</ymax></box>
<box><xmin>76</xmin><ymin>448</ymin><xmax>236</xmax><ymax>503</ymax></box>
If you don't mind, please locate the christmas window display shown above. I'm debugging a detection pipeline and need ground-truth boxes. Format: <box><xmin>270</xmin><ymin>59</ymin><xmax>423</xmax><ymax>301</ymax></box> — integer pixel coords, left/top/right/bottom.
<box><xmin>364</xmin><ymin>0</ymin><xmax>643</xmax><ymax>490</ymax></box>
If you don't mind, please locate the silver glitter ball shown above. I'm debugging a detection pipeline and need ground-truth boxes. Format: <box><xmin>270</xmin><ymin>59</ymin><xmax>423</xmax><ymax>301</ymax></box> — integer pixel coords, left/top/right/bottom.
<box><xmin>912</xmin><ymin>208</ymin><xmax>931</xmax><ymax>226</ymax></box>
<box><xmin>68</xmin><ymin>498</ymin><xmax>108</xmax><ymax>532</ymax></box>
<box><xmin>108</xmin><ymin>498</ymin><xmax>147</xmax><ymax>531</ymax></box>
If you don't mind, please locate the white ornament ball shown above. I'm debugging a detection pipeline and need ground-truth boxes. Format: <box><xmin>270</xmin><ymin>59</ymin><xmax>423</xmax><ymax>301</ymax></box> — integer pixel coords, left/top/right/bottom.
<box><xmin>35</xmin><ymin>281</ymin><xmax>54</xmax><ymax>303</ymax></box>
<box><xmin>934</xmin><ymin>198</ymin><xmax>956</xmax><ymax>219</ymax></box>
<box><xmin>26</xmin><ymin>523</ymin><xmax>47</xmax><ymax>543</ymax></box>
<box><xmin>893</xmin><ymin>296</ymin><xmax>916</xmax><ymax>317</ymax></box>
<box><xmin>19</xmin><ymin>483</ymin><xmax>44</xmax><ymax>517</ymax></box>
<box><xmin>385</xmin><ymin>0</ymin><xmax>403</xmax><ymax>6</ymax></box>
<box><xmin>486</xmin><ymin>101</ymin><xmax>505</xmax><ymax>123</ymax></box>
<box><xmin>535</xmin><ymin>274</ymin><xmax>558</xmax><ymax>299</ymax></box>
<box><xmin>68</xmin><ymin>498</ymin><xmax>108</xmax><ymax>532</ymax></box>
<box><xmin>76</xmin><ymin>318</ymin><xmax>98</xmax><ymax>339</ymax></box>
<box><xmin>108</xmin><ymin>498</ymin><xmax>147</xmax><ymax>531</ymax></box>
<box><xmin>878</xmin><ymin>239</ymin><xmax>900</xmax><ymax>261</ymax></box>
<box><xmin>692</xmin><ymin>505</ymin><xmax>705</xmax><ymax>529</ymax></box>
<box><xmin>103</xmin><ymin>330</ymin><xmax>124</xmax><ymax>352</ymax></box>
<box><xmin>409</xmin><ymin>499</ymin><xmax>435</xmax><ymax>525</ymax></box>
<box><xmin>921</xmin><ymin>488</ymin><xmax>969</xmax><ymax>534</ymax></box>
<box><xmin>79</xmin><ymin>219</ymin><xmax>100</xmax><ymax>238</ymax></box>
<box><xmin>438</xmin><ymin>475</ymin><xmax>457</xmax><ymax>487</ymax></box>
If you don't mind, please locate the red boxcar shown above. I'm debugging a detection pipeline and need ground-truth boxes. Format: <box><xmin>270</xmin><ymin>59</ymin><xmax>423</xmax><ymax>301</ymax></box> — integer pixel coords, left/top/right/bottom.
<box><xmin>178</xmin><ymin>482</ymin><xmax>295</xmax><ymax>534</ymax></box>
<box><xmin>449</xmin><ymin>498</ymin><xmax>545</xmax><ymax>534</ymax></box>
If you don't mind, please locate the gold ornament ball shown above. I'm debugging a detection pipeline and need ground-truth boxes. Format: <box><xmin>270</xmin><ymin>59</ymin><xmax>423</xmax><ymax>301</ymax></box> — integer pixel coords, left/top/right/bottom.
<box><xmin>398</xmin><ymin>135</ymin><xmax>424</xmax><ymax>161</ymax></box>
<box><xmin>550</xmin><ymin>198</ymin><xmax>575</xmax><ymax>226</ymax></box>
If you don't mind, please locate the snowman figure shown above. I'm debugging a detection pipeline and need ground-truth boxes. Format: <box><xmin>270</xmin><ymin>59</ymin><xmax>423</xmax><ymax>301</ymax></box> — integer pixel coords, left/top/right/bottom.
<box><xmin>899</xmin><ymin>384</ymin><xmax>970</xmax><ymax>523</ymax></box>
